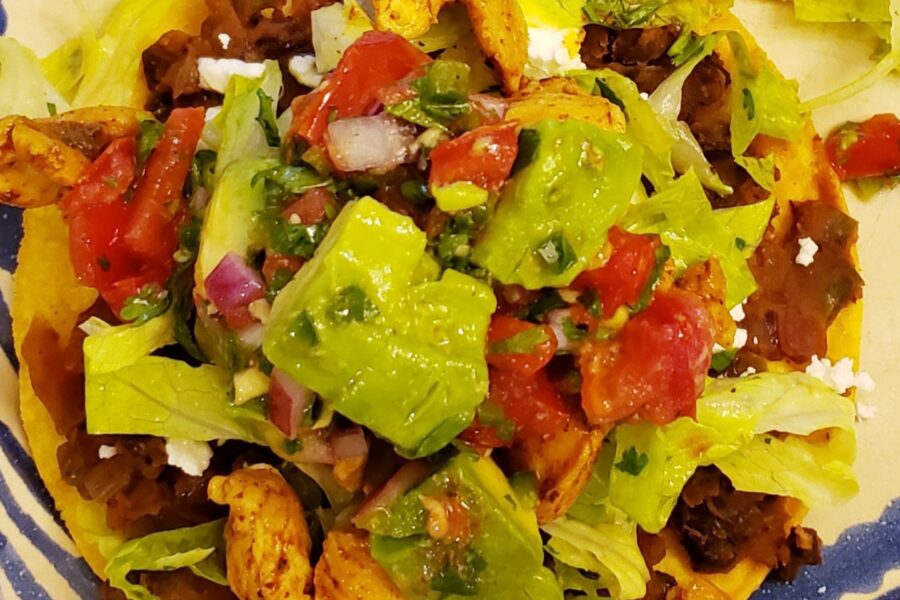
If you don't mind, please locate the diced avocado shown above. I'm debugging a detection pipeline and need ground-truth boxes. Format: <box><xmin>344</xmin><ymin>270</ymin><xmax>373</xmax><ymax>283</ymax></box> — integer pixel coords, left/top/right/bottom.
<box><xmin>194</xmin><ymin>157</ymin><xmax>279</xmax><ymax>299</ymax></box>
<box><xmin>263</xmin><ymin>198</ymin><xmax>496</xmax><ymax>458</ymax></box>
<box><xmin>364</xmin><ymin>453</ymin><xmax>563</xmax><ymax>599</ymax></box>
<box><xmin>471</xmin><ymin>119</ymin><xmax>642</xmax><ymax>289</ymax></box>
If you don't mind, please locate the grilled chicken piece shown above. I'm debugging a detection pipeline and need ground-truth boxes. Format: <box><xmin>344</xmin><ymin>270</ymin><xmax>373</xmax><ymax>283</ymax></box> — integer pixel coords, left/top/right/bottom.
<box><xmin>208</xmin><ymin>466</ymin><xmax>313</xmax><ymax>600</ymax></box>
<box><xmin>508</xmin><ymin>424</ymin><xmax>608</xmax><ymax>524</ymax></box>
<box><xmin>314</xmin><ymin>529</ymin><xmax>404</xmax><ymax>600</ymax></box>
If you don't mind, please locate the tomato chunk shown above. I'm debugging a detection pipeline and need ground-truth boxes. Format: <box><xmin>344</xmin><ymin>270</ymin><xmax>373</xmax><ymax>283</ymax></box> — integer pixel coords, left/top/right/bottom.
<box><xmin>281</xmin><ymin>187</ymin><xmax>334</xmax><ymax>225</ymax></box>
<box><xmin>580</xmin><ymin>290</ymin><xmax>714</xmax><ymax>425</ymax></box>
<box><xmin>572</xmin><ymin>227</ymin><xmax>660</xmax><ymax>318</ymax></box>
<box><xmin>429</xmin><ymin>122</ymin><xmax>520</xmax><ymax>193</ymax></box>
<box><xmin>826</xmin><ymin>113</ymin><xmax>900</xmax><ymax>181</ymax></box>
<box><xmin>291</xmin><ymin>31</ymin><xmax>431</xmax><ymax>144</ymax></box>
<box><xmin>489</xmin><ymin>368</ymin><xmax>571</xmax><ymax>439</ymax></box>
<box><xmin>124</xmin><ymin>107</ymin><xmax>205</xmax><ymax>268</ymax></box>
<box><xmin>487</xmin><ymin>314</ymin><xmax>557</xmax><ymax>375</ymax></box>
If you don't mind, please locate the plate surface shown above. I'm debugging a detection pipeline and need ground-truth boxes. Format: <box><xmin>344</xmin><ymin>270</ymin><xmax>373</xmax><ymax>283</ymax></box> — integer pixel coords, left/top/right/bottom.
<box><xmin>0</xmin><ymin>1</ymin><xmax>898</xmax><ymax>598</ymax></box>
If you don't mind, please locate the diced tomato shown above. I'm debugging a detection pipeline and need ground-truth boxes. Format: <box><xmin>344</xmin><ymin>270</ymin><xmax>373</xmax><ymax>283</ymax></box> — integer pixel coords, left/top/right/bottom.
<box><xmin>826</xmin><ymin>113</ymin><xmax>900</xmax><ymax>181</ymax></box>
<box><xmin>487</xmin><ymin>314</ymin><xmax>557</xmax><ymax>376</ymax></box>
<box><xmin>262</xmin><ymin>253</ymin><xmax>305</xmax><ymax>285</ymax></box>
<box><xmin>579</xmin><ymin>290</ymin><xmax>715</xmax><ymax>426</ymax></box>
<box><xmin>123</xmin><ymin>107</ymin><xmax>205</xmax><ymax>268</ymax></box>
<box><xmin>291</xmin><ymin>31</ymin><xmax>432</xmax><ymax>144</ymax></box>
<box><xmin>222</xmin><ymin>304</ymin><xmax>258</xmax><ymax>332</ymax></box>
<box><xmin>429</xmin><ymin>122</ymin><xmax>520</xmax><ymax>193</ymax></box>
<box><xmin>281</xmin><ymin>187</ymin><xmax>334</xmax><ymax>225</ymax></box>
<box><xmin>489</xmin><ymin>368</ymin><xmax>571</xmax><ymax>439</ymax></box>
<box><xmin>572</xmin><ymin>227</ymin><xmax>660</xmax><ymax>319</ymax></box>
<box><xmin>459</xmin><ymin>419</ymin><xmax>512</xmax><ymax>450</ymax></box>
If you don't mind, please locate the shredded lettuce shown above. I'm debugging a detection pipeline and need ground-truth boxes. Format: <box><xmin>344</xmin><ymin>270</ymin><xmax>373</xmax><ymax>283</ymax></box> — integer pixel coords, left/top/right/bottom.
<box><xmin>311</xmin><ymin>1</ymin><xmax>373</xmax><ymax>73</ymax></box>
<box><xmin>646</xmin><ymin>34</ymin><xmax>732</xmax><ymax>194</ymax></box>
<box><xmin>583</xmin><ymin>0</ymin><xmax>733</xmax><ymax>30</ymax></box>
<box><xmin>622</xmin><ymin>170</ymin><xmax>773</xmax><ymax>306</ymax></box>
<box><xmin>0</xmin><ymin>38</ymin><xmax>69</xmax><ymax>118</ymax></box>
<box><xmin>799</xmin><ymin>0</ymin><xmax>900</xmax><ymax>109</ymax></box>
<box><xmin>83</xmin><ymin>315</ymin><xmax>282</xmax><ymax>445</ymax></box>
<box><xmin>727</xmin><ymin>32</ymin><xmax>805</xmax><ymax>156</ymax></box>
<box><xmin>544</xmin><ymin>516</ymin><xmax>649</xmax><ymax>600</ymax></box>
<box><xmin>606</xmin><ymin>372</ymin><xmax>857</xmax><ymax>533</ymax></box>
<box><xmin>105</xmin><ymin>520</ymin><xmax>227</xmax><ymax>600</ymax></box>
<box><xmin>202</xmin><ymin>61</ymin><xmax>283</xmax><ymax>179</ymax></box>
<box><xmin>543</xmin><ymin>443</ymin><xmax>650</xmax><ymax>600</ymax></box>
<box><xmin>43</xmin><ymin>0</ymin><xmax>206</xmax><ymax>108</ymax></box>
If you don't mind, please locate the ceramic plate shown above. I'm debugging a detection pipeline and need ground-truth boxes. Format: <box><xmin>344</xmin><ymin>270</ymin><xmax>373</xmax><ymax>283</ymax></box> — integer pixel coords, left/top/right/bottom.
<box><xmin>0</xmin><ymin>0</ymin><xmax>898</xmax><ymax>598</ymax></box>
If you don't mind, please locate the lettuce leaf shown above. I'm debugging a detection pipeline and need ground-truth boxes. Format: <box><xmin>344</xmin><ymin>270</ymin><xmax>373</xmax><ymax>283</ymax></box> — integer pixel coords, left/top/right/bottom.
<box><xmin>799</xmin><ymin>0</ymin><xmax>900</xmax><ymax>109</ymax></box>
<box><xmin>544</xmin><ymin>517</ymin><xmax>649</xmax><ymax>600</ymax></box>
<box><xmin>203</xmin><ymin>61</ymin><xmax>283</xmax><ymax>179</ymax></box>
<box><xmin>648</xmin><ymin>34</ymin><xmax>732</xmax><ymax>195</ymax></box>
<box><xmin>0</xmin><ymin>38</ymin><xmax>69</xmax><ymax>118</ymax></box>
<box><xmin>727</xmin><ymin>32</ymin><xmax>805</xmax><ymax>156</ymax></box>
<box><xmin>605</xmin><ymin>372</ymin><xmax>857</xmax><ymax>533</ymax></box>
<box><xmin>45</xmin><ymin>0</ymin><xmax>205</xmax><ymax>108</ymax></box>
<box><xmin>311</xmin><ymin>1</ymin><xmax>373</xmax><ymax>73</ymax></box>
<box><xmin>83</xmin><ymin>315</ymin><xmax>282</xmax><ymax>444</ymax></box>
<box><xmin>622</xmin><ymin>170</ymin><xmax>772</xmax><ymax>306</ymax></box>
<box><xmin>105</xmin><ymin>519</ymin><xmax>227</xmax><ymax>600</ymax></box>
<box><xmin>583</xmin><ymin>0</ymin><xmax>733</xmax><ymax>30</ymax></box>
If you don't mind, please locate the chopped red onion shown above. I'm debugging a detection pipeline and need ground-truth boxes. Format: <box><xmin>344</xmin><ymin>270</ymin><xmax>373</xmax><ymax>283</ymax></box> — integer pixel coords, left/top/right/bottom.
<box><xmin>268</xmin><ymin>368</ymin><xmax>313</xmax><ymax>439</ymax></box>
<box><xmin>332</xmin><ymin>427</ymin><xmax>368</xmax><ymax>459</ymax></box>
<box><xmin>470</xmin><ymin>93</ymin><xmax>508</xmax><ymax>121</ymax></box>
<box><xmin>205</xmin><ymin>251</ymin><xmax>265</xmax><ymax>312</ymax></box>
<box><xmin>353</xmin><ymin>460</ymin><xmax>430</xmax><ymax>527</ymax></box>
<box><xmin>325</xmin><ymin>114</ymin><xmax>415</xmax><ymax>172</ymax></box>
<box><xmin>237</xmin><ymin>322</ymin><xmax>265</xmax><ymax>349</ymax></box>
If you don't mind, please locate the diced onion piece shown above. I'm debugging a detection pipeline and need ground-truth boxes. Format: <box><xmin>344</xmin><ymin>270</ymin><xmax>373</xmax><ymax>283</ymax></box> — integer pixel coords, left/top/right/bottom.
<box><xmin>237</xmin><ymin>322</ymin><xmax>265</xmax><ymax>350</ymax></box>
<box><xmin>332</xmin><ymin>427</ymin><xmax>368</xmax><ymax>459</ymax></box>
<box><xmin>205</xmin><ymin>251</ymin><xmax>266</xmax><ymax>312</ymax></box>
<box><xmin>353</xmin><ymin>460</ymin><xmax>430</xmax><ymax>527</ymax></box>
<box><xmin>325</xmin><ymin>115</ymin><xmax>415</xmax><ymax>172</ymax></box>
<box><xmin>547</xmin><ymin>308</ymin><xmax>574</xmax><ymax>353</ymax></box>
<box><xmin>268</xmin><ymin>369</ymin><xmax>313</xmax><ymax>438</ymax></box>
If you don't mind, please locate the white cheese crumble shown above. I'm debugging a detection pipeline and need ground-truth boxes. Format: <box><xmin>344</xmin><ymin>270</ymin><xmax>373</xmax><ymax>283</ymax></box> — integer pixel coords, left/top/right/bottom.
<box><xmin>740</xmin><ymin>366</ymin><xmax>757</xmax><ymax>377</ymax></box>
<box><xmin>98</xmin><ymin>445</ymin><xmax>117</xmax><ymax>460</ymax></box>
<box><xmin>525</xmin><ymin>27</ymin><xmax>586</xmax><ymax>80</ymax></box>
<box><xmin>217</xmin><ymin>33</ymin><xmax>232</xmax><ymax>50</ymax></box>
<box><xmin>729</xmin><ymin>303</ymin><xmax>746</xmax><ymax>322</ymax></box>
<box><xmin>197</xmin><ymin>58</ymin><xmax>266</xmax><ymax>93</ymax></box>
<box><xmin>805</xmin><ymin>355</ymin><xmax>876</xmax><ymax>394</ymax></box>
<box><xmin>856</xmin><ymin>402</ymin><xmax>877</xmax><ymax>421</ymax></box>
<box><xmin>733</xmin><ymin>327</ymin><xmax>748</xmax><ymax>349</ymax></box>
<box><xmin>165</xmin><ymin>438</ymin><xmax>213</xmax><ymax>477</ymax></box>
<box><xmin>795</xmin><ymin>237</ymin><xmax>819</xmax><ymax>267</ymax></box>
<box><xmin>288</xmin><ymin>54</ymin><xmax>324</xmax><ymax>89</ymax></box>
<box><xmin>205</xmin><ymin>106</ymin><xmax>222</xmax><ymax>122</ymax></box>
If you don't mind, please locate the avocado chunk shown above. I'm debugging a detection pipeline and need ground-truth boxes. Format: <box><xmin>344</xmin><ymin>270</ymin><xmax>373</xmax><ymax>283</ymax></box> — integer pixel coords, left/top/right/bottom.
<box><xmin>362</xmin><ymin>453</ymin><xmax>562</xmax><ymax>599</ymax></box>
<box><xmin>263</xmin><ymin>198</ymin><xmax>496</xmax><ymax>458</ymax></box>
<box><xmin>471</xmin><ymin>119</ymin><xmax>642</xmax><ymax>289</ymax></box>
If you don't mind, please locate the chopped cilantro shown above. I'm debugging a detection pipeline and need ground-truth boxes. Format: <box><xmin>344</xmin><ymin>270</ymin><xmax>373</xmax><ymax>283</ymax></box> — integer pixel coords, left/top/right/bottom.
<box><xmin>615</xmin><ymin>446</ymin><xmax>649</xmax><ymax>476</ymax></box>
<box><xmin>328</xmin><ymin>285</ymin><xmax>379</xmax><ymax>324</ymax></box>
<box><xmin>120</xmin><ymin>284</ymin><xmax>169</xmax><ymax>324</ymax></box>
<box><xmin>137</xmin><ymin>119</ymin><xmax>165</xmax><ymax>166</ymax></box>
<box><xmin>282</xmin><ymin>438</ymin><xmax>302</xmax><ymax>454</ymax></box>
<box><xmin>293</xmin><ymin>311</ymin><xmax>318</xmax><ymax>346</ymax></box>
<box><xmin>561</xmin><ymin>318</ymin><xmax>589</xmax><ymax>342</ymax></box>
<box><xmin>490</xmin><ymin>326</ymin><xmax>550</xmax><ymax>355</ymax></box>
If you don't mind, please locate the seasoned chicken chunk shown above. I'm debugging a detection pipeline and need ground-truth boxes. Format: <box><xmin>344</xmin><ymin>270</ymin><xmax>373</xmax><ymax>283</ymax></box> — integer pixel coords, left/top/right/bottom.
<box><xmin>208</xmin><ymin>466</ymin><xmax>313</xmax><ymax>600</ymax></box>
<box><xmin>508</xmin><ymin>424</ymin><xmax>609</xmax><ymax>524</ymax></box>
<box><xmin>314</xmin><ymin>529</ymin><xmax>404</xmax><ymax>600</ymax></box>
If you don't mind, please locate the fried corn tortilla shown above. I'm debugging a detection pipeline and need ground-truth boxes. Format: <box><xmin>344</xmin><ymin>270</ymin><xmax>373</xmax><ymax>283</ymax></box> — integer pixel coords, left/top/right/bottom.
<box><xmin>8</xmin><ymin>3</ymin><xmax>862</xmax><ymax>599</ymax></box>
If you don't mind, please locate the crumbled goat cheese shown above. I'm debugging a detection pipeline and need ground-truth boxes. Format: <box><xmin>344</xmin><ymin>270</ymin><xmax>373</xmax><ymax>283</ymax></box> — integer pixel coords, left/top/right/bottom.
<box><xmin>805</xmin><ymin>355</ymin><xmax>876</xmax><ymax>394</ymax></box>
<box><xmin>855</xmin><ymin>402</ymin><xmax>877</xmax><ymax>421</ymax></box>
<box><xmin>198</xmin><ymin>58</ymin><xmax>266</xmax><ymax>93</ymax></box>
<box><xmin>795</xmin><ymin>237</ymin><xmax>819</xmax><ymax>267</ymax></box>
<box><xmin>733</xmin><ymin>328</ymin><xmax>748</xmax><ymax>349</ymax></box>
<box><xmin>165</xmin><ymin>438</ymin><xmax>213</xmax><ymax>477</ymax></box>
<box><xmin>98</xmin><ymin>445</ymin><xmax>117</xmax><ymax>460</ymax></box>
<box><xmin>740</xmin><ymin>366</ymin><xmax>757</xmax><ymax>377</ymax></box>
<box><xmin>729</xmin><ymin>303</ymin><xmax>745</xmax><ymax>322</ymax></box>
<box><xmin>288</xmin><ymin>54</ymin><xmax>324</xmax><ymax>89</ymax></box>
<box><xmin>218</xmin><ymin>33</ymin><xmax>231</xmax><ymax>50</ymax></box>
<box><xmin>525</xmin><ymin>27</ymin><xmax>586</xmax><ymax>80</ymax></box>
